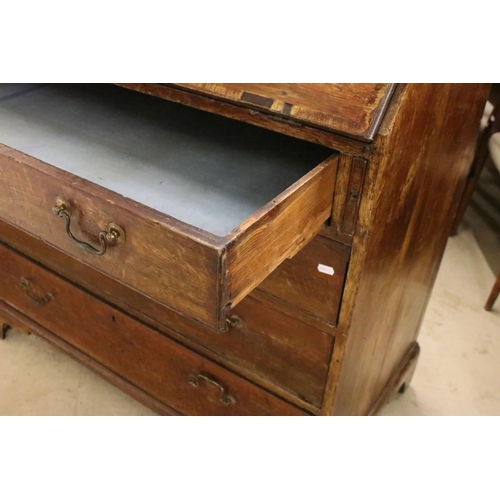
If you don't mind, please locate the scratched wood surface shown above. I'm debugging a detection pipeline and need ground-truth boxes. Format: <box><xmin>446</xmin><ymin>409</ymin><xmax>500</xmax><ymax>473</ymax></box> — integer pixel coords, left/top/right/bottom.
<box><xmin>0</xmin><ymin>219</ymin><xmax>324</xmax><ymax>413</ymax></box>
<box><xmin>116</xmin><ymin>83</ymin><xmax>372</xmax><ymax>155</ymax></box>
<box><xmin>324</xmin><ymin>83</ymin><xmax>490</xmax><ymax>415</ymax></box>
<box><xmin>257</xmin><ymin>235</ymin><xmax>350</xmax><ymax>326</ymax></box>
<box><xmin>0</xmin><ymin>83</ymin><xmax>332</xmax><ymax>237</ymax></box>
<box><xmin>0</xmin><ymin>83</ymin><xmax>489</xmax><ymax>416</ymax></box>
<box><xmin>0</xmin><ymin>83</ymin><xmax>337</xmax><ymax>331</ymax></box>
<box><xmin>225</xmin><ymin>155</ymin><xmax>338</xmax><ymax>315</ymax></box>
<box><xmin>0</xmin><ymin>145</ymin><xmax>222</xmax><ymax>328</ymax></box>
<box><xmin>173</xmin><ymin>84</ymin><xmax>396</xmax><ymax>141</ymax></box>
<box><xmin>0</xmin><ymin>300</ymin><xmax>182</xmax><ymax>416</ymax></box>
<box><xmin>0</xmin><ymin>242</ymin><xmax>307</xmax><ymax>416</ymax></box>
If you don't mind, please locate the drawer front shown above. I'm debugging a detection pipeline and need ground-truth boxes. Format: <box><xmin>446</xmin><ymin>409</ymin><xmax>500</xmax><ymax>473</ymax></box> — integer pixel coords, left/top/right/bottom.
<box><xmin>0</xmin><ymin>243</ymin><xmax>306</xmax><ymax>415</ymax></box>
<box><xmin>187</xmin><ymin>295</ymin><xmax>333</xmax><ymax>407</ymax></box>
<box><xmin>0</xmin><ymin>220</ymin><xmax>333</xmax><ymax>407</ymax></box>
<box><xmin>0</xmin><ymin>147</ymin><xmax>219</xmax><ymax>328</ymax></box>
<box><xmin>0</xmin><ymin>144</ymin><xmax>336</xmax><ymax>331</ymax></box>
<box><xmin>256</xmin><ymin>236</ymin><xmax>350</xmax><ymax>325</ymax></box>
<box><xmin>0</xmin><ymin>220</ymin><xmax>333</xmax><ymax>406</ymax></box>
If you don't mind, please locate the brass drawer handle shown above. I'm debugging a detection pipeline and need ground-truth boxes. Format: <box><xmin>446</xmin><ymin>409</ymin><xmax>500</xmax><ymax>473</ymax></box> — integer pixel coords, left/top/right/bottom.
<box><xmin>188</xmin><ymin>373</ymin><xmax>236</xmax><ymax>406</ymax></box>
<box><xmin>20</xmin><ymin>278</ymin><xmax>53</xmax><ymax>306</ymax></box>
<box><xmin>52</xmin><ymin>197</ymin><xmax>125</xmax><ymax>256</ymax></box>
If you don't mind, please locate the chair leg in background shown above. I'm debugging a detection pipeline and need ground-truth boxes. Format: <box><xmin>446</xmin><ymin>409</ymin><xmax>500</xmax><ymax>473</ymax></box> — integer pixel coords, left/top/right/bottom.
<box><xmin>485</xmin><ymin>271</ymin><xmax>500</xmax><ymax>311</ymax></box>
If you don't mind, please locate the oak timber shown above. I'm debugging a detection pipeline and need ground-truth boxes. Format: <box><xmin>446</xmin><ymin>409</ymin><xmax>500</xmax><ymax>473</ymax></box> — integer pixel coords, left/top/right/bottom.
<box><xmin>0</xmin><ymin>83</ymin><xmax>331</xmax><ymax>237</ymax></box>
<box><xmin>325</xmin><ymin>83</ymin><xmax>490</xmax><ymax>416</ymax></box>
<box><xmin>225</xmin><ymin>155</ymin><xmax>338</xmax><ymax>312</ymax></box>
<box><xmin>116</xmin><ymin>83</ymin><xmax>373</xmax><ymax>155</ymax></box>
<box><xmin>0</xmin><ymin>82</ymin><xmax>339</xmax><ymax>331</ymax></box>
<box><xmin>0</xmin><ymin>243</ymin><xmax>308</xmax><ymax>416</ymax></box>
<box><xmin>0</xmin><ymin>83</ymin><xmax>490</xmax><ymax>415</ymax></box>
<box><xmin>172</xmin><ymin>84</ymin><xmax>396</xmax><ymax>141</ymax></box>
<box><xmin>0</xmin><ymin>301</ymin><xmax>182</xmax><ymax>416</ymax></box>
<box><xmin>257</xmin><ymin>235</ymin><xmax>350</xmax><ymax>326</ymax></box>
<box><xmin>0</xmin><ymin>223</ymin><xmax>332</xmax><ymax>411</ymax></box>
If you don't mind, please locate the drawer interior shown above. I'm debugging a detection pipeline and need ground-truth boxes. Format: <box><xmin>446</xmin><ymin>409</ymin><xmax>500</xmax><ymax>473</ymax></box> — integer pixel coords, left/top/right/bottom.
<box><xmin>0</xmin><ymin>83</ymin><xmax>332</xmax><ymax>237</ymax></box>
<box><xmin>0</xmin><ymin>83</ymin><xmax>338</xmax><ymax>330</ymax></box>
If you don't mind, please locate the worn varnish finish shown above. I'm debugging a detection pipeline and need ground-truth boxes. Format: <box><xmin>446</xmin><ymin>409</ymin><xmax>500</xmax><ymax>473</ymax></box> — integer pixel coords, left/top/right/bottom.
<box><xmin>0</xmin><ymin>300</ymin><xmax>182</xmax><ymax>416</ymax></box>
<box><xmin>171</xmin><ymin>84</ymin><xmax>396</xmax><ymax>141</ymax></box>
<box><xmin>325</xmin><ymin>83</ymin><xmax>490</xmax><ymax>415</ymax></box>
<box><xmin>367</xmin><ymin>342</ymin><xmax>420</xmax><ymax>416</ymax></box>
<box><xmin>0</xmin><ymin>243</ymin><xmax>307</xmax><ymax>416</ymax></box>
<box><xmin>0</xmin><ymin>83</ymin><xmax>489</xmax><ymax>415</ymax></box>
<box><xmin>116</xmin><ymin>83</ymin><xmax>372</xmax><ymax>156</ymax></box>
<box><xmin>257</xmin><ymin>236</ymin><xmax>350</xmax><ymax>326</ymax></box>
<box><xmin>0</xmin><ymin>222</ymin><xmax>330</xmax><ymax>411</ymax></box>
<box><xmin>0</xmin><ymin>146</ymin><xmax>220</xmax><ymax>327</ymax></box>
<box><xmin>229</xmin><ymin>296</ymin><xmax>333</xmax><ymax>407</ymax></box>
<box><xmin>322</xmin><ymin>155</ymin><xmax>368</xmax><ymax>244</ymax></box>
<box><xmin>225</xmin><ymin>156</ymin><xmax>338</xmax><ymax>313</ymax></box>
<box><xmin>0</xmin><ymin>144</ymin><xmax>337</xmax><ymax>331</ymax></box>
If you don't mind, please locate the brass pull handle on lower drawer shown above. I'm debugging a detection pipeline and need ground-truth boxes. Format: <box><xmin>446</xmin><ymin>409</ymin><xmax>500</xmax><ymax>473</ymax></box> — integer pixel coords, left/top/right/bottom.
<box><xmin>20</xmin><ymin>278</ymin><xmax>53</xmax><ymax>306</ymax></box>
<box><xmin>188</xmin><ymin>373</ymin><xmax>236</xmax><ymax>406</ymax></box>
<box><xmin>52</xmin><ymin>197</ymin><xmax>125</xmax><ymax>256</ymax></box>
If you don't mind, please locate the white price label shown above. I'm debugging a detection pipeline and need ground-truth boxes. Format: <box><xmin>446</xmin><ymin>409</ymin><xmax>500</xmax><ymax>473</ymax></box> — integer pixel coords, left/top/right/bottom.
<box><xmin>317</xmin><ymin>264</ymin><xmax>334</xmax><ymax>275</ymax></box>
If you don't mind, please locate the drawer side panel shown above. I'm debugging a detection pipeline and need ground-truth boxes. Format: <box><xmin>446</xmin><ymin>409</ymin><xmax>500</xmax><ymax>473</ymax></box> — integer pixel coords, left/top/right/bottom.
<box><xmin>226</xmin><ymin>155</ymin><xmax>339</xmax><ymax>309</ymax></box>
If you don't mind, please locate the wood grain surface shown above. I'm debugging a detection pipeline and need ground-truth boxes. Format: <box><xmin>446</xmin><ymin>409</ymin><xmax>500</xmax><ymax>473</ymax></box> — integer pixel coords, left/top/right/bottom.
<box><xmin>367</xmin><ymin>342</ymin><xmax>420</xmax><ymax>416</ymax></box>
<box><xmin>0</xmin><ymin>145</ymin><xmax>222</xmax><ymax>328</ymax></box>
<box><xmin>0</xmin><ymin>221</ymin><xmax>331</xmax><ymax>411</ymax></box>
<box><xmin>0</xmin><ymin>143</ymin><xmax>336</xmax><ymax>331</ymax></box>
<box><xmin>1</xmin><ymin>83</ymin><xmax>488</xmax><ymax>416</ymax></box>
<box><xmin>257</xmin><ymin>235</ymin><xmax>350</xmax><ymax>326</ymax></box>
<box><xmin>0</xmin><ymin>300</ymin><xmax>182</xmax><ymax>416</ymax></box>
<box><xmin>325</xmin><ymin>83</ymin><xmax>490</xmax><ymax>415</ymax></box>
<box><xmin>0</xmin><ymin>83</ymin><xmax>332</xmax><ymax>238</ymax></box>
<box><xmin>172</xmin><ymin>84</ymin><xmax>395</xmax><ymax>141</ymax></box>
<box><xmin>116</xmin><ymin>83</ymin><xmax>372</xmax><ymax>155</ymax></box>
<box><xmin>0</xmin><ymin>243</ymin><xmax>307</xmax><ymax>416</ymax></box>
<box><xmin>225</xmin><ymin>155</ymin><xmax>338</xmax><ymax>314</ymax></box>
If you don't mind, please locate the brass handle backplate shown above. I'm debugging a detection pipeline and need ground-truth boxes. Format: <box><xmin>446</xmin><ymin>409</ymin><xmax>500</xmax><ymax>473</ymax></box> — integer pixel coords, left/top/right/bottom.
<box><xmin>52</xmin><ymin>197</ymin><xmax>125</xmax><ymax>256</ymax></box>
<box><xmin>20</xmin><ymin>278</ymin><xmax>53</xmax><ymax>306</ymax></box>
<box><xmin>188</xmin><ymin>373</ymin><xmax>236</xmax><ymax>406</ymax></box>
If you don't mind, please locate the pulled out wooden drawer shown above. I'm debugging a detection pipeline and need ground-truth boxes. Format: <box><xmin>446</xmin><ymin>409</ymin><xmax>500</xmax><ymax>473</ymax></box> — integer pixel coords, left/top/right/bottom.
<box><xmin>0</xmin><ymin>84</ymin><xmax>337</xmax><ymax>331</ymax></box>
<box><xmin>0</xmin><ymin>243</ymin><xmax>306</xmax><ymax>415</ymax></box>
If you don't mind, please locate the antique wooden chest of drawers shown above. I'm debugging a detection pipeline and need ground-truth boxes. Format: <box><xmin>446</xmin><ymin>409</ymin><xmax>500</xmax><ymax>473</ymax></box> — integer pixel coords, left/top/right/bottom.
<box><xmin>0</xmin><ymin>83</ymin><xmax>489</xmax><ymax>415</ymax></box>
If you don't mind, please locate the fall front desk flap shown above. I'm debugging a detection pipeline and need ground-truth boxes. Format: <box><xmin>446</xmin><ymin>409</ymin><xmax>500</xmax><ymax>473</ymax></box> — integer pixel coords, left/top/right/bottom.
<box><xmin>170</xmin><ymin>83</ymin><xmax>396</xmax><ymax>142</ymax></box>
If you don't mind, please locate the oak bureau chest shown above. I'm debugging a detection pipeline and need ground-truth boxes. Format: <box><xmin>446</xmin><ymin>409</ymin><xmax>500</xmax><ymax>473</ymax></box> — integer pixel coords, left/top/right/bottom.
<box><xmin>0</xmin><ymin>83</ymin><xmax>489</xmax><ymax>415</ymax></box>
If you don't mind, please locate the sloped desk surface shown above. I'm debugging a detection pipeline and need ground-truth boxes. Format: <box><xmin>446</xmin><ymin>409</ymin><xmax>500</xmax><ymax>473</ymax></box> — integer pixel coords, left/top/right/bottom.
<box><xmin>171</xmin><ymin>83</ymin><xmax>396</xmax><ymax>141</ymax></box>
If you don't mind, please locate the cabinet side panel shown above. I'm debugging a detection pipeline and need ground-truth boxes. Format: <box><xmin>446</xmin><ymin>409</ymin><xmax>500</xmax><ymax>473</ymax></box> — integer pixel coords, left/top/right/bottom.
<box><xmin>329</xmin><ymin>83</ymin><xmax>490</xmax><ymax>415</ymax></box>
